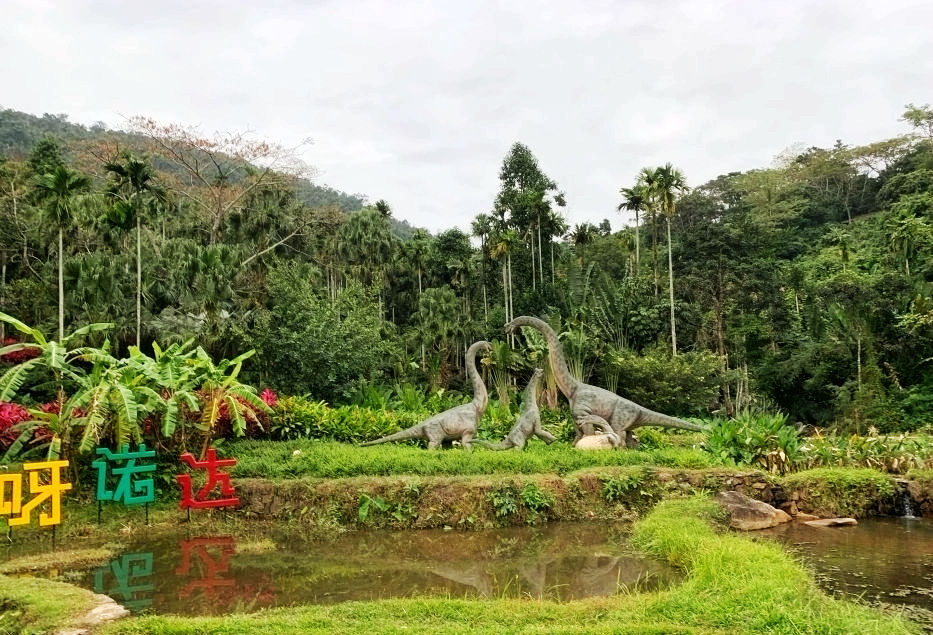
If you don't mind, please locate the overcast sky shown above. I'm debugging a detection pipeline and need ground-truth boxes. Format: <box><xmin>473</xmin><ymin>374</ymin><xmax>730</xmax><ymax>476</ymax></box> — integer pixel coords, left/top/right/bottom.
<box><xmin>3</xmin><ymin>0</ymin><xmax>932</xmax><ymax>233</ymax></box>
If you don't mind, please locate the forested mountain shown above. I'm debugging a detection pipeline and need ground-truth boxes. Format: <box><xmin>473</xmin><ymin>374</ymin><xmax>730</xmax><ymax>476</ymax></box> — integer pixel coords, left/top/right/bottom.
<box><xmin>2</xmin><ymin>104</ymin><xmax>932</xmax><ymax>433</ymax></box>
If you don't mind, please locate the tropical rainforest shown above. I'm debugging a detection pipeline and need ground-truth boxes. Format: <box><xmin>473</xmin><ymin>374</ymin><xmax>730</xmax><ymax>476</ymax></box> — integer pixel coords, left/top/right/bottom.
<box><xmin>2</xmin><ymin>104</ymin><xmax>933</xmax><ymax>435</ymax></box>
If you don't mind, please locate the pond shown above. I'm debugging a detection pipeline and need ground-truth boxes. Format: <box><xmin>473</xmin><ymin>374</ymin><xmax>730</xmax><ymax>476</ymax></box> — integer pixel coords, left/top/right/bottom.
<box><xmin>760</xmin><ymin>517</ymin><xmax>933</xmax><ymax>626</ymax></box>
<box><xmin>3</xmin><ymin>522</ymin><xmax>681</xmax><ymax>615</ymax></box>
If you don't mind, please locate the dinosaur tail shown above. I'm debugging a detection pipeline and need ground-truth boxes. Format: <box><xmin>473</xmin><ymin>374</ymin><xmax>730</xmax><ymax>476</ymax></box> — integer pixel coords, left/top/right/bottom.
<box><xmin>359</xmin><ymin>425</ymin><xmax>424</xmax><ymax>446</ymax></box>
<box><xmin>633</xmin><ymin>410</ymin><xmax>708</xmax><ymax>432</ymax></box>
<box><xmin>474</xmin><ymin>439</ymin><xmax>512</xmax><ymax>451</ymax></box>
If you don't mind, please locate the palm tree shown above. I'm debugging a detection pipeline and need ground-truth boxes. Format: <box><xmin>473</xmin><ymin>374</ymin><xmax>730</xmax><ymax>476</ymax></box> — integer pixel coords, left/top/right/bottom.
<box><xmin>637</xmin><ymin>167</ymin><xmax>661</xmax><ymax>294</ymax></box>
<box><xmin>490</xmin><ymin>228</ymin><xmax>520</xmax><ymax>328</ymax></box>
<box><xmin>104</xmin><ymin>152</ymin><xmax>165</xmax><ymax>348</ymax></box>
<box><xmin>404</xmin><ymin>229</ymin><xmax>433</xmax><ymax>301</ymax></box>
<box><xmin>888</xmin><ymin>215</ymin><xmax>929</xmax><ymax>278</ymax></box>
<box><xmin>33</xmin><ymin>165</ymin><xmax>91</xmax><ymax>341</ymax></box>
<box><xmin>617</xmin><ymin>184</ymin><xmax>648</xmax><ymax>272</ymax></box>
<box><xmin>644</xmin><ymin>164</ymin><xmax>688</xmax><ymax>355</ymax></box>
<box><xmin>471</xmin><ymin>213</ymin><xmax>493</xmax><ymax>322</ymax></box>
<box><xmin>569</xmin><ymin>223</ymin><xmax>597</xmax><ymax>264</ymax></box>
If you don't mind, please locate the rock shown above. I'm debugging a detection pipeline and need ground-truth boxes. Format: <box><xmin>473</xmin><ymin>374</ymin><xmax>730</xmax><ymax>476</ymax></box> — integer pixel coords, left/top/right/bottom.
<box><xmin>804</xmin><ymin>518</ymin><xmax>858</xmax><ymax>527</ymax></box>
<box><xmin>574</xmin><ymin>434</ymin><xmax>616</xmax><ymax>450</ymax></box>
<box><xmin>795</xmin><ymin>512</ymin><xmax>819</xmax><ymax>521</ymax></box>
<box><xmin>57</xmin><ymin>593</ymin><xmax>129</xmax><ymax>634</ymax></box>
<box><xmin>715</xmin><ymin>491</ymin><xmax>792</xmax><ymax>531</ymax></box>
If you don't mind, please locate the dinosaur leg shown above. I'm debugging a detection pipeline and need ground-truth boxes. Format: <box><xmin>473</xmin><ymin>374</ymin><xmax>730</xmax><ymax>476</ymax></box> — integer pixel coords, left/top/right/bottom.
<box><xmin>576</xmin><ymin>414</ymin><xmax>620</xmax><ymax>448</ymax></box>
<box><xmin>571</xmin><ymin>413</ymin><xmax>593</xmax><ymax>443</ymax></box>
<box><xmin>460</xmin><ymin>430</ymin><xmax>475</xmax><ymax>450</ymax></box>
<box><xmin>609</xmin><ymin>408</ymin><xmax>640</xmax><ymax>449</ymax></box>
<box><xmin>534</xmin><ymin>427</ymin><xmax>557</xmax><ymax>444</ymax></box>
<box><xmin>426</xmin><ymin>430</ymin><xmax>445</xmax><ymax>450</ymax></box>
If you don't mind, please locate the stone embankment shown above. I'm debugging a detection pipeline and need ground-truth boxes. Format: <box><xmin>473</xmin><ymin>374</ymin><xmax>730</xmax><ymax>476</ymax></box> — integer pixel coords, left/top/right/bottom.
<box><xmin>235</xmin><ymin>467</ymin><xmax>931</xmax><ymax>530</ymax></box>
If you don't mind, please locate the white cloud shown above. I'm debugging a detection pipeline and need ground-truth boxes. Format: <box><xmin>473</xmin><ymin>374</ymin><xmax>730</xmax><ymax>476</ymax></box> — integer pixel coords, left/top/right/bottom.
<box><xmin>2</xmin><ymin>0</ymin><xmax>931</xmax><ymax>233</ymax></box>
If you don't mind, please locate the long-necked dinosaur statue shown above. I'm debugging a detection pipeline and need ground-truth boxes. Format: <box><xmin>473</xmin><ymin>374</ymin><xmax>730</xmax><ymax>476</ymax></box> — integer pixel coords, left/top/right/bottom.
<box><xmin>475</xmin><ymin>368</ymin><xmax>556</xmax><ymax>450</ymax></box>
<box><xmin>505</xmin><ymin>316</ymin><xmax>706</xmax><ymax>446</ymax></box>
<box><xmin>360</xmin><ymin>340</ymin><xmax>492</xmax><ymax>449</ymax></box>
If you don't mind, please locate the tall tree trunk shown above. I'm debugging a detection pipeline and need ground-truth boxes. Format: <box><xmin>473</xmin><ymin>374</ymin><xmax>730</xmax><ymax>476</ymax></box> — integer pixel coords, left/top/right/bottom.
<box><xmin>666</xmin><ymin>216</ymin><xmax>676</xmax><ymax>355</ymax></box>
<box><xmin>537</xmin><ymin>216</ymin><xmax>544</xmax><ymax>286</ymax></box>
<box><xmin>550</xmin><ymin>243</ymin><xmax>555</xmax><ymax>285</ymax></box>
<box><xmin>502</xmin><ymin>260</ymin><xmax>509</xmax><ymax>324</ymax></box>
<box><xmin>652</xmin><ymin>211</ymin><xmax>659</xmax><ymax>296</ymax></box>
<box><xmin>530</xmin><ymin>237</ymin><xmax>536</xmax><ymax>291</ymax></box>
<box><xmin>58</xmin><ymin>228</ymin><xmax>64</xmax><ymax>341</ymax></box>
<box><xmin>507</xmin><ymin>253</ymin><xmax>514</xmax><ymax>324</ymax></box>
<box><xmin>136</xmin><ymin>215</ymin><xmax>142</xmax><ymax>348</ymax></box>
<box><xmin>0</xmin><ymin>258</ymin><xmax>5</xmax><ymax>342</ymax></box>
<box><xmin>634</xmin><ymin>210</ymin><xmax>640</xmax><ymax>272</ymax></box>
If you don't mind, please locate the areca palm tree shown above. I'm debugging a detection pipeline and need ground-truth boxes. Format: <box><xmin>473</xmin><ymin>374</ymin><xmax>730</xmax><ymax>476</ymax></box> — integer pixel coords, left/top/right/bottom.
<box><xmin>569</xmin><ymin>223</ymin><xmax>597</xmax><ymax>264</ymax></box>
<box><xmin>637</xmin><ymin>167</ymin><xmax>661</xmax><ymax>294</ymax></box>
<box><xmin>490</xmin><ymin>228</ymin><xmax>521</xmax><ymax>327</ymax></box>
<box><xmin>471</xmin><ymin>213</ymin><xmax>493</xmax><ymax>322</ymax></box>
<box><xmin>404</xmin><ymin>229</ymin><xmax>433</xmax><ymax>301</ymax></box>
<box><xmin>644</xmin><ymin>164</ymin><xmax>688</xmax><ymax>355</ymax></box>
<box><xmin>617</xmin><ymin>184</ymin><xmax>648</xmax><ymax>272</ymax></box>
<box><xmin>33</xmin><ymin>165</ymin><xmax>91</xmax><ymax>341</ymax></box>
<box><xmin>104</xmin><ymin>152</ymin><xmax>166</xmax><ymax>348</ymax></box>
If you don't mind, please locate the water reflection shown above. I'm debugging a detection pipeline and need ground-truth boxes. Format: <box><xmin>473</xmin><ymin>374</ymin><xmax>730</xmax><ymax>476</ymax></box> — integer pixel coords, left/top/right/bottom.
<box><xmin>92</xmin><ymin>552</ymin><xmax>154</xmax><ymax>612</ymax></box>
<box><xmin>761</xmin><ymin>517</ymin><xmax>933</xmax><ymax>620</ymax></box>
<box><xmin>9</xmin><ymin>523</ymin><xmax>680</xmax><ymax>615</ymax></box>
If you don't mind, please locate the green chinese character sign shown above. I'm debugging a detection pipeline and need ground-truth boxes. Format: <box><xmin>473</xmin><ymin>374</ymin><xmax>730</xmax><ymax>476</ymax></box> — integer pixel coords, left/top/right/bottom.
<box><xmin>93</xmin><ymin>443</ymin><xmax>156</xmax><ymax>506</ymax></box>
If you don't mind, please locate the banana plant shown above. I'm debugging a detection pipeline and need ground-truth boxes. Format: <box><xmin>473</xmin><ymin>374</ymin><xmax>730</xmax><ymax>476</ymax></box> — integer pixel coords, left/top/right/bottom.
<box><xmin>0</xmin><ymin>311</ymin><xmax>113</xmax><ymax>461</ymax></box>
<box><xmin>191</xmin><ymin>346</ymin><xmax>271</xmax><ymax>458</ymax></box>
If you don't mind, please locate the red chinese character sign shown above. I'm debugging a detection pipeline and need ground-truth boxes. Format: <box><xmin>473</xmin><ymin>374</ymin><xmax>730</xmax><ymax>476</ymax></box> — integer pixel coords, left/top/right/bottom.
<box><xmin>176</xmin><ymin>449</ymin><xmax>239</xmax><ymax>510</ymax></box>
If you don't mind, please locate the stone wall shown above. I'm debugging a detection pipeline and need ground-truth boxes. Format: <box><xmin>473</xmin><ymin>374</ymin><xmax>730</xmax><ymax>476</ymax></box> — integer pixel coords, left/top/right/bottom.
<box><xmin>234</xmin><ymin>468</ymin><xmax>930</xmax><ymax>530</ymax></box>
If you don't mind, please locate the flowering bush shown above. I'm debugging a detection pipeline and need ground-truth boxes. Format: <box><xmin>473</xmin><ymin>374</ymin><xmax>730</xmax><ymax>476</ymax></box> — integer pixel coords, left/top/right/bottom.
<box><xmin>0</xmin><ymin>401</ymin><xmax>30</xmax><ymax>448</ymax></box>
<box><xmin>0</xmin><ymin>337</ymin><xmax>40</xmax><ymax>365</ymax></box>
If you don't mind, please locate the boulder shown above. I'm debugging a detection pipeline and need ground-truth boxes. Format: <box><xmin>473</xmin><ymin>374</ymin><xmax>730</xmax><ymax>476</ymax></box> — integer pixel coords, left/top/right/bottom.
<box><xmin>803</xmin><ymin>518</ymin><xmax>857</xmax><ymax>527</ymax></box>
<box><xmin>574</xmin><ymin>434</ymin><xmax>617</xmax><ymax>450</ymax></box>
<box><xmin>795</xmin><ymin>512</ymin><xmax>819</xmax><ymax>521</ymax></box>
<box><xmin>715</xmin><ymin>490</ymin><xmax>792</xmax><ymax>531</ymax></box>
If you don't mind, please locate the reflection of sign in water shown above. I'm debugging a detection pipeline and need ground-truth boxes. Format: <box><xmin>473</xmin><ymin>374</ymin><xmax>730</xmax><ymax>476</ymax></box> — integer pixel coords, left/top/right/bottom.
<box><xmin>93</xmin><ymin>552</ymin><xmax>155</xmax><ymax>612</ymax></box>
<box><xmin>0</xmin><ymin>460</ymin><xmax>71</xmax><ymax>527</ymax></box>
<box><xmin>92</xmin><ymin>444</ymin><xmax>156</xmax><ymax>506</ymax></box>
<box><xmin>176</xmin><ymin>449</ymin><xmax>240</xmax><ymax>509</ymax></box>
<box><xmin>175</xmin><ymin>536</ymin><xmax>237</xmax><ymax>602</ymax></box>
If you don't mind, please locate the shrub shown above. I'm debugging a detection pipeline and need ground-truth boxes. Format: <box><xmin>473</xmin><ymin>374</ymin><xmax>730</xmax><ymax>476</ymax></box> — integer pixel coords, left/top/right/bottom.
<box><xmin>270</xmin><ymin>395</ymin><xmax>422</xmax><ymax>443</ymax></box>
<box><xmin>702</xmin><ymin>412</ymin><xmax>801</xmax><ymax>474</ymax></box>
<box><xmin>605</xmin><ymin>348</ymin><xmax>724</xmax><ymax>415</ymax></box>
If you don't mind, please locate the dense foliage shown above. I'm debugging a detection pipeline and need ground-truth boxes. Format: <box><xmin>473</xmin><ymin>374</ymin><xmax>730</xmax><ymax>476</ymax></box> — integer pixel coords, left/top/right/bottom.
<box><xmin>2</xmin><ymin>105</ymin><xmax>933</xmax><ymax>435</ymax></box>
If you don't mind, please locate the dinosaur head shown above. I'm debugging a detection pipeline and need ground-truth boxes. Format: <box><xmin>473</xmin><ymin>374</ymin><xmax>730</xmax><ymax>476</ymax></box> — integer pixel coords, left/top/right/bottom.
<box><xmin>531</xmin><ymin>367</ymin><xmax>544</xmax><ymax>379</ymax></box>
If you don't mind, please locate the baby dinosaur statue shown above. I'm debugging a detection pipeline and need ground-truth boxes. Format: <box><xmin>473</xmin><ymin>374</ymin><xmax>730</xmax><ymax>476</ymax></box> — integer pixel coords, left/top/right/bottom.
<box><xmin>475</xmin><ymin>368</ymin><xmax>556</xmax><ymax>450</ymax></box>
<box><xmin>360</xmin><ymin>340</ymin><xmax>492</xmax><ymax>449</ymax></box>
<box><xmin>506</xmin><ymin>316</ymin><xmax>706</xmax><ymax>447</ymax></box>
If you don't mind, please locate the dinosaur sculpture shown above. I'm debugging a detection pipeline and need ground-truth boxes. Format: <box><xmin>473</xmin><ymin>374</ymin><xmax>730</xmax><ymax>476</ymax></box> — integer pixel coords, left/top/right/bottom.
<box><xmin>360</xmin><ymin>340</ymin><xmax>492</xmax><ymax>449</ymax></box>
<box><xmin>506</xmin><ymin>316</ymin><xmax>706</xmax><ymax>446</ymax></box>
<box><xmin>475</xmin><ymin>368</ymin><xmax>556</xmax><ymax>451</ymax></box>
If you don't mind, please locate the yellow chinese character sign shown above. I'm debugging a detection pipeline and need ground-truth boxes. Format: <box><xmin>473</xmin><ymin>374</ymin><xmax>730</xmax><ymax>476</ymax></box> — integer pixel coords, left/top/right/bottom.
<box><xmin>0</xmin><ymin>460</ymin><xmax>72</xmax><ymax>527</ymax></box>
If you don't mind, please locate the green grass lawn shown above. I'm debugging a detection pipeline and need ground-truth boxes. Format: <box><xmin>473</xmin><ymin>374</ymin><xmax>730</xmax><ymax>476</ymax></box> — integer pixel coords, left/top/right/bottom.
<box><xmin>94</xmin><ymin>496</ymin><xmax>917</xmax><ymax>635</ymax></box>
<box><xmin>227</xmin><ymin>437</ymin><xmax>717</xmax><ymax>479</ymax></box>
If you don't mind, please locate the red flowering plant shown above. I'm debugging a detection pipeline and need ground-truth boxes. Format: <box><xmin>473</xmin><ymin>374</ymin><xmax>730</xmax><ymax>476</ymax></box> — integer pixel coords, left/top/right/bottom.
<box><xmin>0</xmin><ymin>337</ymin><xmax>41</xmax><ymax>365</ymax></box>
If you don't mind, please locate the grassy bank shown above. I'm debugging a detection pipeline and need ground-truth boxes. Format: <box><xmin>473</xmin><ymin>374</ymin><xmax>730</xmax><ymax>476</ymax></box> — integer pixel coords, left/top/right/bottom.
<box><xmin>0</xmin><ymin>575</ymin><xmax>106</xmax><ymax>634</ymax></box>
<box><xmin>97</xmin><ymin>496</ymin><xmax>916</xmax><ymax>635</ymax></box>
<box><xmin>227</xmin><ymin>438</ymin><xmax>716</xmax><ymax>479</ymax></box>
